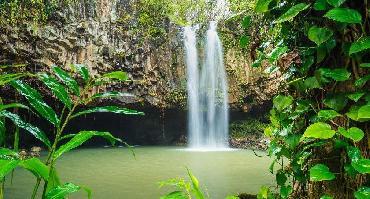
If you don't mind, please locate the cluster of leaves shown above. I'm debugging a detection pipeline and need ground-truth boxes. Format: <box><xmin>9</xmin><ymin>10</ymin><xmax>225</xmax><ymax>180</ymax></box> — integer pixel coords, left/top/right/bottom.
<box><xmin>160</xmin><ymin>168</ymin><xmax>239</xmax><ymax>199</ymax></box>
<box><xmin>251</xmin><ymin>0</ymin><xmax>370</xmax><ymax>198</ymax></box>
<box><xmin>0</xmin><ymin>0</ymin><xmax>72</xmax><ymax>25</ymax></box>
<box><xmin>0</xmin><ymin>64</ymin><xmax>143</xmax><ymax>198</ymax></box>
<box><xmin>230</xmin><ymin>118</ymin><xmax>268</xmax><ymax>138</ymax></box>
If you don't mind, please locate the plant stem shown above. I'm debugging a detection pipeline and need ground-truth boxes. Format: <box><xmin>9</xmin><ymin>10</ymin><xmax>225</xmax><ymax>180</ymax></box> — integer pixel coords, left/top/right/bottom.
<box><xmin>31</xmin><ymin>179</ymin><xmax>41</xmax><ymax>199</ymax></box>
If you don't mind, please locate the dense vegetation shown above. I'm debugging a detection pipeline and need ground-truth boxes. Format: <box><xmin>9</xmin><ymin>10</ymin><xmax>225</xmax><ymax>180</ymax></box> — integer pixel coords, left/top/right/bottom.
<box><xmin>251</xmin><ymin>0</ymin><xmax>369</xmax><ymax>198</ymax></box>
<box><xmin>0</xmin><ymin>0</ymin><xmax>369</xmax><ymax>199</ymax></box>
<box><xmin>0</xmin><ymin>65</ymin><xmax>143</xmax><ymax>198</ymax></box>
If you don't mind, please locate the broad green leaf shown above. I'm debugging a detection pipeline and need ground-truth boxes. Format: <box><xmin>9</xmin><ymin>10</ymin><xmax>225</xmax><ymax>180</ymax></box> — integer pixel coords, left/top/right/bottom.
<box><xmin>314</xmin><ymin>0</ymin><xmax>329</xmax><ymax>11</ymax></box>
<box><xmin>317</xmin><ymin>110</ymin><xmax>340</xmax><ymax>121</ymax></box>
<box><xmin>339</xmin><ymin>127</ymin><xmax>365</xmax><ymax>142</ymax></box>
<box><xmin>347</xmin><ymin>146</ymin><xmax>362</xmax><ymax>162</ymax></box>
<box><xmin>53</xmin><ymin>131</ymin><xmax>121</xmax><ymax>159</ymax></box>
<box><xmin>274</xmin><ymin>3</ymin><xmax>310</xmax><ymax>24</ymax></box>
<box><xmin>0</xmin><ymin>148</ymin><xmax>19</xmax><ymax>159</ymax></box>
<box><xmin>10</xmin><ymin>80</ymin><xmax>59</xmax><ymax>125</ymax></box>
<box><xmin>352</xmin><ymin>159</ymin><xmax>370</xmax><ymax>174</ymax></box>
<box><xmin>20</xmin><ymin>158</ymin><xmax>49</xmax><ymax>180</ymax></box>
<box><xmin>160</xmin><ymin>191</ymin><xmax>187</xmax><ymax>199</ymax></box>
<box><xmin>323</xmin><ymin>94</ymin><xmax>348</xmax><ymax>111</ymax></box>
<box><xmin>350</xmin><ymin>37</ymin><xmax>370</xmax><ymax>55</ymax></box>
<box><xmin>240</xmin><ymin>35</ymin><xmax>250</xmax><ymax>48</ymax></box>
<box><xmin>308</xmin><ymin>26</ymin><xmax>333</xmax><ymax>46</ymax></box>
<box><xmin>360</xmin><ymin>63</ymin><xmax>370</xmax><ymax>68</ymax></box>
<box><xmin>71</xmin><ymin>106</ymin><xmax>144</xmax><ymax>119</ymax></box>
<box><xmin>0</xmin><ymin>111</ymin><xmax>51</xmax><ymax>148</ymax></box>
<box><xmin>255</xmin><ymin>0</ymin><xmax>273</xmax><ymax>13</ymax></box>
<box><xmin>320</xmin><ymin>195</ymin><xmax>333</xmax><ymax>199</ymax></box>
<box><xmin>0</xmin><ymin>103</ymin><xmax>28</xmax><ymax>111</ymax></box>
<box><xmin>309</xmin><ymin>164</ymin><xmax>335</xmax><ymax>181</ymax></box>
<box><xmin>355</xmin><ymin>186</ymin><xmax>370</xmax><ymax>199</ymax></box>
<box><xmin>347</xmin><ymin>92</ymin><xmax>365</xmax><ymax>102</ymax></box>
<box><xmin>344</xmin><ymin>164</ymin><xmax>358</xmax><ymax>176</ymax></box>
<box><xmin>46</xmin><ymin>182</ymin><xmax>91</xmax><ymax>199</ymax></box>
<box><xmin>273</xmin><ymin>95</ymin><xmax>293</xmax><ymax>111</ymax></box>
<box><xmin>242</xmin><ymin>16</ymin><xmax>251</xmax><ymax>29</ymax></box>
<box><xmin>303</xmin><ymin>122</ymin><xmax>335</xmax><ymax>139</ymax></box>
<box><xmin>70</xmin><ymin>64</ymin><xmax>89</xmax><ymax>82</ymax></box>
<box><xmin>317</xmin><ymin>68</ymin><xmax>351</xmax><ymax>82</ymax></box>
<box><xmin>324</xmin><ymin>8</ymin><xmax>362</xmax><ymax>24</ymax></box>
<box><xmin>102</xmin><ymin>71</ymin><xmax>128</xmax><ymax>82</ymax></box>
<box><xmin>268</xmin><ymin>46</ymin><xmax>288</xmax><ymax>62</ymax></box>
<box><xmin>187</xmin><ymin>169</ymin><xmax>205</xmax><ymax>199</ymax></box>
<box><xmin>355</xmin><ymin>74</ymin><xmax>370</xmax><ymax>88</ymax></box>
<box><xmin>0</xmin><ymin>159</ymin><xmax>20</xmax><ymax>178</ymax></box>
<box><xmin>39</xmin><ymin>73</ymin><xmax>72</xmax><ymax>110</ymax></box>
<box><xmin>327</xmin><ymin>0</ymin><xmax>346</xmax><ymax>7</ymax></box>
<box><xmin>346</xmin><ymin>106</ymin><xmax>370</xmax><ymax>122</ymax></box>
<box><xmin>358</xmin><ymin>105</ymin><xmax>370</xmax><ymax>119</ymax></box>
<box><xmin>0</xmin><ymin>119</ymin><xmax>4</xmax><ymax>146</ymax></box>
<box><xmin>280</xmin><ymin>185</ymin><xmax>292</xmax><ymax>199</ymax></box>
<box><xmin>53</xmin><ymin>66</ymin><xmax>80</xmax><ymax>96</ymax></box>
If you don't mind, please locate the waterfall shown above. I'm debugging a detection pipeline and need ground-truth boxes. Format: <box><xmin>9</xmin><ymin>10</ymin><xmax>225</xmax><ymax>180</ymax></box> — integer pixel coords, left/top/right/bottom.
<box><xmin>185</xmin><ymin>22</ymin><xmax>229</xmax><ymax>149</ymax></box>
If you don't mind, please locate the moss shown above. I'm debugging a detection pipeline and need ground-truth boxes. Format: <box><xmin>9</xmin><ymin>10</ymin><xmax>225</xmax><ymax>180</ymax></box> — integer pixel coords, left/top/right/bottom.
<box><xmin>164</xmin><ymin>88</ymin><xmax>187</xmax><ymax>108</ymax></box>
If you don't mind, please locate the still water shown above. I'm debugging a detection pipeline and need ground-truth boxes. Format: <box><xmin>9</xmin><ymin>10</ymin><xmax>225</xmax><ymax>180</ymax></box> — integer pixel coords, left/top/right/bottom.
<box><xmin>5</xmin><ymin>147</ymin><xmax>274</xmax><ymax>199</ymax></box>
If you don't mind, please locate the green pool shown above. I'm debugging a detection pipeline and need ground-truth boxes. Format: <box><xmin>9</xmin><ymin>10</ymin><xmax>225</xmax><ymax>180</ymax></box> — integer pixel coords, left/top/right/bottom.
<box><xmin>5</xmin><ymin>147</ymin><xmax>274</xmax><ymax>199</ymax></box>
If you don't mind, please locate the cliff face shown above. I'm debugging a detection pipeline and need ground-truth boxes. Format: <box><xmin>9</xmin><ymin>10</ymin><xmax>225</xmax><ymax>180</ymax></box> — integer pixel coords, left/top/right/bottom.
<box><xmin>0</xmin><ymin>0</ymin><xmax>280</xmax><ymax>110</ymax></box>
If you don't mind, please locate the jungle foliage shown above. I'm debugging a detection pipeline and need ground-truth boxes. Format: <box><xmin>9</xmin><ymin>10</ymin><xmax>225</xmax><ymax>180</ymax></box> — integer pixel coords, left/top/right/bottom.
<box><xmin>0</xmin><ymin>64</ymin><xmax>143</xmax><ymax>198</ymax></box>
<box><xmin>246</xmin><ymin>0</ymin><xmax>370</xmax><ymax>198</ymax></box>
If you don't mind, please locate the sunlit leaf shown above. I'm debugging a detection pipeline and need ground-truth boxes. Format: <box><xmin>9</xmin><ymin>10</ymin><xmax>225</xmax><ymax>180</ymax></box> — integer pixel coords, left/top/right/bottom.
<box><xmin>10</xmin><ymin>80</ymin><xmax>59</xmax><ymax>125</ymax></box>
<box><xmin>309</xmin><ymin>164</ymin><xmax>335</xmax><ymax>181</ymax></box>
<box><xmin>339</xmin><ymin>127</ymin><xmax>364</xmax><ymax>142</ymax></box>
<box><xmin>0</xmin><ymin>159</ymin><xmax>20</xmax><ymax>178</ymax></box>
<box><xmin>274</xmin><ymin>3</ymin><xmax>310</xmax><ymax>24</ymax></box>
<box><xmin>324</xmin><ymin>8</ymin><xmax>362</xmax><ymax>24</ymax></box>
<box><xmin>358</xmin><ymin>105</ymin><xmax>370</xmax><ymax>119</ymax></box>
<box><xmin>350</xmin><ymin>37</ymin><xmax>370</xmax><ymax>55</ymax></box>
<box><xmin>53</xmin><ymin>131</ymin><xmax>121</xmax><ymax>159</ymax></box>
<box><xmin>273</xmin><ymin>95</ymin><xmax>293</xmax><ymax>111</ymax></box>
<box><xmin>346</xmin><ymin>106</ymin><xmax>370</xmax><ymax>122</ymax></box>
<box><xmin>255</xmin><ymin>0</ymin><xmax>273</xmax><ymax>13</ymax></box>
<box><xmin>303</xmin><ymin>122</ymin><xmax>335</xmax><ymax>139</ymax></box>
<box><xmin>0</xmin><ymin>111</ymin><xmax>51</xmax><ymax>148</ymax></box>
<box><xmin>45</xmin><ymin>182</ymin><xmax>91</xmax><ymax>199</ymax></box>
<box><xmin>352</xmin><ymin>159</ymin><xmax>370</xmax><ymax>174</ymax></box>
<box><xmin>20</xmin><ymin>158</ymin><xmax>49</xmax><ymax>180</ymax></box>
<box><xmin>39</xmin><ymin>73</ymin><xmax>73</xmax><ymax>110</ymax></box>
<box><xmin>71</xmin><ymin>106</ymin><xmax>144</xmax><ymax>119</ymax></box>
<box><xmin>187</xmin><ymin>168</ymin><xmax>205</xmax><ymax>199</ymax></box>
<box><xmin>347</xmin><ymin>92</ymin><xmax>365</xmax><ymax>102</ymax></box>
<box><xmin>53</xmin><ymin>66</ymin><xmax>80</xmax><ymax>96</ymax></box>
<box><xmin>355</xmin><ymin>74</ymin><xmax>370</xmax><ymax>88</ymax></box>
<box><xmin>102</xmin><ymin>71</ymin><xmax>128</xmax><ymax>82</ymax></box>
<box><xmin>320</xmin><ymin>195</ymin><xmax>333</xmax><ymax>199</ymax></box>
<box><xmin>317</xmin><ymin>110</ymin><xmax>341</xmax><ymax>121</ymax></box>
<box><xmin>360</xmin><ymin>63</ymin><xmax>370</xmax><ymax>68</ymax></box>
<box><xmin>354</xmin><ymin>186</ymin><xmax>370</xmax><ymax>199</ymax></box>
<box><xmin>317</xmin><ymin>68</ymin><xmax>351</xmax><ymax>82</ymax></box>
<box><xmin>70</xmin><ymin>64</ymin><xmax>89</xmax><ymax>82</ymax></box>
<box><xmin>308</xmin><ymin>26</ymin><xmax>333</xmax><ymax>46</ymax></box>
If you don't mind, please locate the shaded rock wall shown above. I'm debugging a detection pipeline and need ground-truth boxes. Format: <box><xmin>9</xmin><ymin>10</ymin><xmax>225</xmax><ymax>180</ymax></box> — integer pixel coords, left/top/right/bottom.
<box><xmin>0</xmin><ymin>0</ymin><xmax>280</xmax><ymax>111</ymax></box>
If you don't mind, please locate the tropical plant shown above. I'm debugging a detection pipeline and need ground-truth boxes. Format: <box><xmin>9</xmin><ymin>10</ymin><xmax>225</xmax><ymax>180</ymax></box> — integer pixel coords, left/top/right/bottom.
<box><xmin>160</xmin><ymin>168</ymin><xmax>239</xmax><ymax>199</ymax></box>
<box><xmin>0</xmin><ymin>64</ymin><xmax>143</xmax><ymax>198</ymax></box>
<box><xmin>250</xmin><ymin>0</ymin><xmax>369</xmax><ymax>198</ymax></box>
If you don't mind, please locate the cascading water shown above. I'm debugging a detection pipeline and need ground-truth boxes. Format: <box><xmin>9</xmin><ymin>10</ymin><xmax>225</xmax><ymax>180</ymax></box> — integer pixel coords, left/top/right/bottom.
<box><xmin>185</xmin><ymin>21</ymin><xmax>229</xmax><ymax>149</ymax></box>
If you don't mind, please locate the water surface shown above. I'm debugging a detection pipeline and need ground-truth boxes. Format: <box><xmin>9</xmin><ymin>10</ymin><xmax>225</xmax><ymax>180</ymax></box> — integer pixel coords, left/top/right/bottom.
<box><xmin>5</xmin><ymin>147</ymin><xmax>274</xmax><ymax>199</ymax></box>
